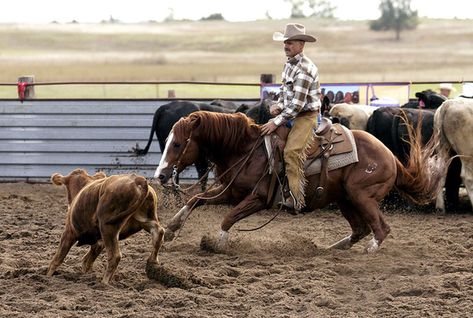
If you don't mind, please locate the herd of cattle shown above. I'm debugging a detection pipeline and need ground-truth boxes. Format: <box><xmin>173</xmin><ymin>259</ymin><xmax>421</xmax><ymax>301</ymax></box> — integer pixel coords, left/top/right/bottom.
<box><xmin>47</xmin><ymin>90</ymin><xmax>473</xmax><ymax>283</ymax></box>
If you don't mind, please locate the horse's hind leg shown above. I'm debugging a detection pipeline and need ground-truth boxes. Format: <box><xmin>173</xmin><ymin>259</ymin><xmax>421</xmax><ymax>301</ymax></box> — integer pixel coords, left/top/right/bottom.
<box><xmin>351</xmin><ymin>197</ymin><xmax>391</xmax><ymax>253</ymax></box>
<box><xmin>329</xmin><ymin>199</ymin><xmax>371</xmax><ymax>250</ymax></box>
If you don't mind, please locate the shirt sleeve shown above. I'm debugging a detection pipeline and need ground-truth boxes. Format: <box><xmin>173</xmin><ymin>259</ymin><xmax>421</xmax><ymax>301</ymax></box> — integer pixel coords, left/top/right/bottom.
<box><xmin>273</xmin><ymin>71</ymin><xmax>314</xmax><ymax>126</ymax></box>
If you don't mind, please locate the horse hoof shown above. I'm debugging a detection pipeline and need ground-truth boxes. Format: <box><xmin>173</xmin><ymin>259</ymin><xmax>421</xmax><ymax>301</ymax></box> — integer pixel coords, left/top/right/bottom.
<box><xmin>364</xmin><ymin>238</ymin><xmax>380</xmax><ymax>253</ymax></box>
<box><xmin>164</xmin><ymin>229</ymin><xmax>175</xmax><ymax>242</ymax></box>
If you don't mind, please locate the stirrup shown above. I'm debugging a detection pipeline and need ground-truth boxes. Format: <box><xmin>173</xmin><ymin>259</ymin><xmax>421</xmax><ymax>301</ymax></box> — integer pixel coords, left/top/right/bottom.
<box><xmin>277</xmin><ymin>190</ymin><xmax>300</xmax><ymax>215</ymax></box>
<box><xmin>315</xmin><ymin>186</ymin><xmax>324</xmax><ymax>199</ymax></box>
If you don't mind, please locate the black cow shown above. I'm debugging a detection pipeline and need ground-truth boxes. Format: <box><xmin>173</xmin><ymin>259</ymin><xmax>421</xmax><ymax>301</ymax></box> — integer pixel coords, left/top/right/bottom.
<box><xmin>367</xmin><ymin>107</ymin><xmax>434</xmax><ymax>164</ymax></box>
<box><xmin>135</xmin><ymin>100</ymin><xmax>234</xmax><ymax>189</ymax></box>
<box><xmin>401</xmin><ymin>89</ymin><xmax>446</xmax><ymax>109</ymax></box>
<box><xmin>244</xmin><ymin>99</ymin><xmax>272</xmax><ymax>125</ymax></box>
<box><xmin>210</xmin><ymin>99</ymin><xmax>238</xmax><ymax>110</ymax></box>
<box><xmin>366</xmin><ymin>107</ymin><xmax>461</xmax><ymax>211</ymax></box>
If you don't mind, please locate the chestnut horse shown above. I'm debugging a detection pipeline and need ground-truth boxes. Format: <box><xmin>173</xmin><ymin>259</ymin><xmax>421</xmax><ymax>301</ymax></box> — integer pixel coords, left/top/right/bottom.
<box><xmin>156</xmin><ymin>111</ymin><xmax>439</xmax><ymax>253</ymax></box>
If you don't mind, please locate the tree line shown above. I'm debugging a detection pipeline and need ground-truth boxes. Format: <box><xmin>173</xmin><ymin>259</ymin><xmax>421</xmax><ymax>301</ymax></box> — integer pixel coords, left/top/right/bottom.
<box><xmin>164</xmin><ymin>0</ymin><xmax>418</xmax><ymax>40</ymax></box>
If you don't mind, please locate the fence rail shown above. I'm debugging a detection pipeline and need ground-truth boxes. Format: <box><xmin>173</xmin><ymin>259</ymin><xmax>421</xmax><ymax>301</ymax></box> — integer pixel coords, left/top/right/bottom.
<box><xmin>2</xmin><ymin>79</ymin><xmax>471</xmax><ymax>101</ymax></box>
<box><xmin>0</xmin><ymin>99</ymin><xmax>255</xmax><ymax>182</ymax></box>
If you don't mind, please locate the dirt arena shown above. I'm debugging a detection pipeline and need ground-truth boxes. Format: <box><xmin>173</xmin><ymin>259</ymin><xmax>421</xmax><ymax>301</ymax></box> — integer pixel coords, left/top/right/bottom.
<box><xmin>1</xmin><ymin>181</ymin><xmax>472</xmax><ymax>317</ymax></box>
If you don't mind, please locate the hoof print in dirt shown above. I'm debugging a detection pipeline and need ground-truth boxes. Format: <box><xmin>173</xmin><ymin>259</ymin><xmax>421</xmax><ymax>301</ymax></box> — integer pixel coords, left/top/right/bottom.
<box><xmin>146</xmin><ymin>262</ymin><xmax>191</xmax><ymax>289</ymax></box>
<box><xmin>200</xmin><ymin>234</ymin><xmax>228</xmax><ymax>253</ymax></box>
<box><xmin>163</xmin><ymin>229</ymin><xmax>175</xmax><ymax>242</ymax></box>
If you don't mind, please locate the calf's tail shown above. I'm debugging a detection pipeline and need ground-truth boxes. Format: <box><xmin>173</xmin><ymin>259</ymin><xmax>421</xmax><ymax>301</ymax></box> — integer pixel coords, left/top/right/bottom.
<box><xmin>105</xmin><ymin>176</ymin><xmax>151</xmax><ymax>225</ymax></box>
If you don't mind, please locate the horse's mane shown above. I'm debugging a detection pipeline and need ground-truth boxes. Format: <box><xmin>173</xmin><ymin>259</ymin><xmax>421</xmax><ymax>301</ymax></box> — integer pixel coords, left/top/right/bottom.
<box><xmin>173</xmin><ymin>111</ymin><xmax>260</xmax><ymax>153</ymax></box>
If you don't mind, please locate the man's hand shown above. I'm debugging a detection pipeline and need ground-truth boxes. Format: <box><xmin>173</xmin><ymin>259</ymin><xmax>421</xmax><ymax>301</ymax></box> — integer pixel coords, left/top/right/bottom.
<box><xmin>260</xmin><ymin>120</ymin><xmax>278</xmax><ymax>136</ymax></box>
<box><xmin>269</xmin><ymin>104</ymin><xmax>283</xmax><ymax>116</ymax></box>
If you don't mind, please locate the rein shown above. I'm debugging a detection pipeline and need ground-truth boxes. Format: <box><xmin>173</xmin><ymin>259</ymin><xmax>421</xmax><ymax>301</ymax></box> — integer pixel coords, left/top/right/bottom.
<box><xmin>157</xmin><ymin>132</ymin><xmax>194</xmax><ymax>193</ymax></box>
<box><xmin>169</xmin><ymin>135</ymin><xmax>266</xmax><ymax>241</ymax></box>
<box><xmin>235</xmin><ymin>139</ymin><xmax>286</xmax><ymax>232</ymax></box>
<box><xmin>194</xmin><ymin>135</ymin><xmax>264</xmax><ymax>201</ymax></box>
<box><xmin>170</xmin><ymin>162</ymin><xmax>215</xmax><ymax>194</ymax></box>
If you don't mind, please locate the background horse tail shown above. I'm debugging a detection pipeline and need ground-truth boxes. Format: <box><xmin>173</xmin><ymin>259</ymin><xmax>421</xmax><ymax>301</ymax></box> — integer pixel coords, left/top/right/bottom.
<box><xmin>394</xmin><ymin>110</ymin><xmax>443</xmax><ymax>205</ymax></box>
<box><xmin>135</xmin><ymin>107</ymin><xmax>164</xmax><ymax>155</ymax></box>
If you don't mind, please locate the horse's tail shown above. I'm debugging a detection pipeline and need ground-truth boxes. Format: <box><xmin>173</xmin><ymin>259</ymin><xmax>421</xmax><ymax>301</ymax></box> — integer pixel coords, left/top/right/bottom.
<box><xmin>394</xmin><ymin>110</ymin><xmax>443</xmax><ymax>205</ymax></box>
<box><xmin>135</xmin><ymin>107</ymin><xmax>163</xmax><ymax>156</ymax></box>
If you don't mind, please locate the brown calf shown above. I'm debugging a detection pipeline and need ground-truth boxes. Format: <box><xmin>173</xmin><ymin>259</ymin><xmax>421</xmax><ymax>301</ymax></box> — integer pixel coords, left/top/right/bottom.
<box><xmin>47</xmin><ymin>169</ymin><xmax>164</xmax><ymax>284</ymax></box>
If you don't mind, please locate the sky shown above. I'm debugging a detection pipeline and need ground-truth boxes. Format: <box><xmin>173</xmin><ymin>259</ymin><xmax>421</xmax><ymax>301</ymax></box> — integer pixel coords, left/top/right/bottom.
<box><xmin>0</xmin><ymin>0</ymin><xmax>471</xmax><ymax>23</ymax></box>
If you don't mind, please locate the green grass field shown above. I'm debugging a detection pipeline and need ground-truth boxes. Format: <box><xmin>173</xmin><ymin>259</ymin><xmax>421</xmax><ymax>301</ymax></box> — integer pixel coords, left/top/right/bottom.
<box><xmin>0</xmin><ymin>18</ymin><xmax>471</xmax><ymax>99</ymax></box>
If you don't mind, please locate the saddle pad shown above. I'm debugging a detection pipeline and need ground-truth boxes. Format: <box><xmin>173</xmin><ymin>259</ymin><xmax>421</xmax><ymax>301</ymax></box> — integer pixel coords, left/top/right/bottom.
<box><xmin>304</xmin><ymin>125</ymin><xmax>359</xmax><ymax>176</ymax></box>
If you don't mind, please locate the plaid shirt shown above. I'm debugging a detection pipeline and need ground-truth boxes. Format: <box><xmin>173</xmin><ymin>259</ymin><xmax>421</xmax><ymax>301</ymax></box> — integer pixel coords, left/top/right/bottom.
<box><xmin>273</xmin><ymin>53</ymin><xmax>321</xmax><ymax>126</ymax></box>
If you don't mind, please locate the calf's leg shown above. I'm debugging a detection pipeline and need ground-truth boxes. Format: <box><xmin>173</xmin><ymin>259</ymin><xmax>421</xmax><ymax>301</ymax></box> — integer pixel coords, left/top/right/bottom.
<box><xmin>47</xmin><ymin>227</ymin><xmax>76</xmax><ymax>276</ymax></box>
<box><xmin>100</xmin><ymin>224</ymin><xmax>122</xmax><ymax>284</ymax></box>
<box><xmin>141</xmin><ymin>220</ymin><xmax>165</xmax><ymax>265</ymax></box>
<box><xmin>82</xmin><ymin>241</ymin><xmax>104</xmax><ymax>273</ymax></box>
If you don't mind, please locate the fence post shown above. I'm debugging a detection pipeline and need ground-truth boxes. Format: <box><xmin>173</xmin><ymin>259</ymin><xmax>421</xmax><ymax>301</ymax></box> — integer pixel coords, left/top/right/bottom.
<box><xmin>17</xmin><ymin>75</ymin><xmax>35</xmax><ymax>100</ymax></box>
<box><xmin>260</xmin><ymin>74</ymin><xmax>275</xmax><ymax>100</ymax></box>
<box><xmin>167</xmin><ymin>89</ymin><xmax>176</xmax><ymax>98</ymax></box>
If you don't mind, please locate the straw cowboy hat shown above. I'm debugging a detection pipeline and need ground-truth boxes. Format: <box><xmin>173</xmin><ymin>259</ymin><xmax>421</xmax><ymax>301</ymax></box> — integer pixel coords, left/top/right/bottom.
<box><xmin>439</xmin><ymin>83</ymin><xmax>456</xmax><ymax>92</ymax></box>
<box><xmin>273</xmin><ymin>23</ymin><xmax>316</xmax><ymax>42</ymax></box>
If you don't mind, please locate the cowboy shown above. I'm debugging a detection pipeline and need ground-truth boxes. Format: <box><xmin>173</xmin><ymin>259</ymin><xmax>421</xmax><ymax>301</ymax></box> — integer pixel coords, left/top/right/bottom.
<box><xmin>260</xmin><ymin>23</ymin><xmax>321</xmax><ymax>212</ymax></box>
<box><xmin>439</xmin><ymin>83</ymin><xmax>455</xmax><ymax>98</ymax></box>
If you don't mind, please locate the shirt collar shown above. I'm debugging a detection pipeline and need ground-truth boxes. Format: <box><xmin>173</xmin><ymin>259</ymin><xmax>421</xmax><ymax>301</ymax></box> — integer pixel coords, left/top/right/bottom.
<box><xmin>287</xmin><ymin>53</ymin><xmax>304</xmax><ymax>65</ymax></box>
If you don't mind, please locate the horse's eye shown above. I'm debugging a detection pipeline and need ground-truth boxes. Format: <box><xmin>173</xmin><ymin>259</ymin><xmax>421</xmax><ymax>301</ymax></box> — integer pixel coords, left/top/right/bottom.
<box><xmin>173</xmin><ymin>142</ymin><xmax>181</xmax><ymax>148</ymax></box>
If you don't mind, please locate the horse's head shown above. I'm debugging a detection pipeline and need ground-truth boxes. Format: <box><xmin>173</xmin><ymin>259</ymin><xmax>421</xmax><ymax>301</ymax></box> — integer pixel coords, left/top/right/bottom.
<box><xmin>154</xmin><ymin>115</ymin><xmax>201</xmax><ymax>184</ymax></box>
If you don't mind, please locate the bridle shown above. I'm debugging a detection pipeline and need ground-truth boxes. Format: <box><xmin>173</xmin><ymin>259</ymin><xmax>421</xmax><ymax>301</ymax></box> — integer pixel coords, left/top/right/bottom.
<box><xmin>164</xmin><ymin>131</ymin><xmax>193</xmax><ymax>192</ymax></box>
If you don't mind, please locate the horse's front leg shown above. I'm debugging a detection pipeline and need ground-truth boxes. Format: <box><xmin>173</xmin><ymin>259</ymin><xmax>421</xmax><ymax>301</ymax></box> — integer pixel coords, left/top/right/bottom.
<box><xmin>217</xmin><ymin>193</ymin><xmax>266</xmax><ymax>249</ymax></box>
<box><xmin>165</xmin><ymin>184</ymin><xmax>231</xmax><ymax>241</ymax></box>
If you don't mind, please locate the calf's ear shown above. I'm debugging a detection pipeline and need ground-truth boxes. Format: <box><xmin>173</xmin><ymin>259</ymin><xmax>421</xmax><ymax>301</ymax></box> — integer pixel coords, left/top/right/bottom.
<box><xmin>51</xmin><ymin>173</ymin><xmax>65</xmax><ymax>185</ymax></box>
<box><xmin>94</xmin><ymin>171</ymin><xmax>107</xmax><ymax>179</ymax></box>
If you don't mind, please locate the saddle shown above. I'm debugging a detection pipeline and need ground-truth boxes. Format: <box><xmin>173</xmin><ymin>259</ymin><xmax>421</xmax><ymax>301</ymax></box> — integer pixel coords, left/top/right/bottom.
<box><xmin>306</xmin><ymin>117</ymin><xmax>353</xmax><ymax>159</ymax></box>
<box><xmin>264</xmin><ymin>117</ymin><xmax>354</xmax><ymax>205</ymax></box>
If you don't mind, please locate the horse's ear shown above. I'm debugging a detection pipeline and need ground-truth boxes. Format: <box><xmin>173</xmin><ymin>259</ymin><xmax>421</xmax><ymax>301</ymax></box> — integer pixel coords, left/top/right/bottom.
<box><xmin>190</xmin><ymin>115</ymin><xmax>201</xmax><ymax>128</ymax></box>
